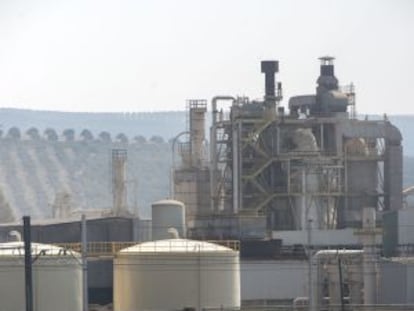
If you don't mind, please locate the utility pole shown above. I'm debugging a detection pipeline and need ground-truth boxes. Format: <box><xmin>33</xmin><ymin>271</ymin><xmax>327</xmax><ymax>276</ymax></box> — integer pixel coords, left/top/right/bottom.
<box><xmin>338</xmin><ymin>257</ymin><xmax>345</xmax><ymax>311</ymax></box>
<box><xmin>23</xmin><ymin>216</ymin><xmax>33</xmax><ymax>311</ymax></box>
<box><xmin>307</xmin><ymin>218</ymin><xmax>313</xmax><ymax>310</ymax></box>
<box><xmin>81</xmin><ymin>214</ymin><xmax>88</xmax><ymax>311</ymax></box>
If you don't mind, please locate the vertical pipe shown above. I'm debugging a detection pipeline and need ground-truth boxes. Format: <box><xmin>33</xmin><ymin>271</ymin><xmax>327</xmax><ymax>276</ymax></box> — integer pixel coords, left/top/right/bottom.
<box><xmin>209</xmin><ymin>126</ymin><xmax>216</xmax><ymax>212</ymax></box>
<box><xmin>170</xmin><ymin>164</ymin><xmax>174</xmax><ymax>198</ymax></box>
<box><xmin>81</xmin><ymin>214</ymin><xmax>88</xmax><ymax>311</ymax></box>
<box><xmin>338</xmin><ymin>257</ymin><xmax>345</xmax><ymax>311</ymax></box>
<box><xmin>362</xmin><ymin>207</ymin><xmax>378</xmax><ymax>305</ymax></box>
<box><xmin>301</xmin><ymin>168</ymin><xmax>307</xmax><ymax>230</ymax></box>
<box><xmin>344</xmin><ymin>151</ymin><xmax>348</xmax><ymax>227</ymax></box>
<box><xmin>232</xmin><ymin>121</ymin><xmax>239</xmax><ymax>214</ymax></box>
<box><xmin>307</xmin><ymin>218</ymin><xmax>313</xmax><ymax>310</ymax></box>
<box><xmin>276</xmin><ymin>125</ymin><xmax>280</xmax><ymax>155</ymax></box>
<box><xmin>210</xmin><ymin>96</ymin><xmax>236</xmax><ymax>213</ymax></box>
<box><xmin>310</xmin><ymin>254</ymin><xmax>318</xmax><ymax>311</ymax></box>
<box><xmin>23</xmin><ymin>216</ymin><xmax>33</xmax><ymax>311</ymax></box>
<box><xmin>320</xmin><ymin>123</ymin><xmax>324</xmax><ymax>152</ymax></box>
<box><xmin>197</xmin><ymin>246</ymin><xmax>201</xmax><ymax>311</ymax></box>
<box><xmin>287</xmin><ymin>159</ymin><xmax>291</xmax><ymax>193</ymax></box>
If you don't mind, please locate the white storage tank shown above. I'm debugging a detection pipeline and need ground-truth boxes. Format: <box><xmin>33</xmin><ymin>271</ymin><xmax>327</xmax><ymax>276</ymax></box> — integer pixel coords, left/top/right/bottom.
<box><xmin>152</xmin><ymin>199</ymin><xmax>186</xmax><ymax>239</ymax></box>
<box><xmin>0</xmin><ymin>242</ymin><xmax>82</xmax><ymax>311</ymax></box>
<box><xmin>114</xmin><ymin>239</ymin><xmax>240</xmax><ymax>311</ymax></box>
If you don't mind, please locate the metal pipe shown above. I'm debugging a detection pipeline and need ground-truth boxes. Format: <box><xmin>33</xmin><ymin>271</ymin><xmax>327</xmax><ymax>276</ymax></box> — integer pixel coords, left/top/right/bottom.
<box><xmin>23</xmin><ymin>216</ymin><xmax>33</xmax><ymax>311</ymax></box>
<box><xmin>338</xmin><ymin>257</ymin><xmax>345</xmax><ymax>311</ymax></box>
<box><xmin>307</xmin><ymin>218</ymin><xmax>313</xmax><ymax>311</ymax></box>
<box><xmin>8</xmin><ymin>230</ymin><xmax>22</xmax><ymax>241</ymax></box>
<box><xmin>361</xmin><ymin>207</ymin><xmax>378</xmax><ymax>305</ymax></box>
<box><xmin>170</xmin><ymin>131</ymin><xmax>190</xmax><ymax>198</ymax></box>
<box><xmin>311</xmin><ymin>250</ymin><xmax>363</xmax><ymax>311</ymax></box>
<box><xmin>81</xmin><ymin>214</ymin><xmax>88</xmax><ymax>311</ymax></box>
<box><xmin>232</xmin><ymin>121</ymin><xmax>240</xmax><ymax>214</ymax></box>
<box><xmin>276</xmin><ymin>126</ymin><xmax>280</xmax><ymax>155</ymax></box>
<box><xmin>210</xmin><ymin>96</ymin><xmax>236</xmax><ymax>213</ymax></box>
<box><xmin>320</xmin><ymin>123</ymin><xmax>324</xmax><ymax>152</ymax></box>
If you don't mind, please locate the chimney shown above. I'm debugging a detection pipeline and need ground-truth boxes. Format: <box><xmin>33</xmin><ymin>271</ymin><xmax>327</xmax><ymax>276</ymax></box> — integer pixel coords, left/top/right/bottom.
<box><xmin>261</xmin><ymin>60</ymin><xmax>279</xmax><ymax>99</ymax></box>
<box><xmin>317</xmin><ymin>56</ymin><xmax>338</xmax><ymax>92</ymax></box>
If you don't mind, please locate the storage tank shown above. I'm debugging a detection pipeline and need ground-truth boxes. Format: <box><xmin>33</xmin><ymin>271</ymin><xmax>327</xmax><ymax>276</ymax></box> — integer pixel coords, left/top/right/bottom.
<box><xmin>0</xmin><ymin>242</ymin><xmax>82</xmax><ymax>311</ymax></box>
<box><xmin>152</xmin><ymin>199</ymin><xmax>186</xmax><ymax>239</ymax></box>
<box><xmin>114</xmin><ymin>239</ymin><xmax>240</xmax><ymax>311</ymax></box>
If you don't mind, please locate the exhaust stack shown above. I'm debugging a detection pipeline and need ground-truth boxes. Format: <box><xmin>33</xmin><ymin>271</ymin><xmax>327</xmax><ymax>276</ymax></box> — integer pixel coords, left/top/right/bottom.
<box><xmin>261</xmin><ymin>60</ymin><xmax>282</xmax><ymax>117</ymax></box>
<box><xmin>261</xmin><ymin>60</ymin><xmax>279</xmax><ymax>99</ymax></box>
<box><xmin>317</xmin><ymin>56</ymin><xmax>338</xmax><ymax>92</ymax></box>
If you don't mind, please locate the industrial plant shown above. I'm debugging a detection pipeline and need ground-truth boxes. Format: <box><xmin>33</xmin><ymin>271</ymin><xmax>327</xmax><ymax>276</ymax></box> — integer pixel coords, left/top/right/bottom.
<box><xmin>0</xmin><ymin>57</ymin><xmax>414</xmax><ymax>311</ymax></box>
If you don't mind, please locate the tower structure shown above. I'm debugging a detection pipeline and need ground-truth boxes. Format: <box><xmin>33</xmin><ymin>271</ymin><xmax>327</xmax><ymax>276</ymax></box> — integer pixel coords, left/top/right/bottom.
<box><xmin>112</xmin><ymin>149</ymin><xmax>127</xmax><ymax>216</ymax></box>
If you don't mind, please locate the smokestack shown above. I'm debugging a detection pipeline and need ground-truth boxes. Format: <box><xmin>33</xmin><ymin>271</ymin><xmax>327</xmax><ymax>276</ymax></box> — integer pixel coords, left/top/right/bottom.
<box><xmin>188</xmin><ymin>99</ymin><xmax>207</xmax><ymax>167</ymax></box>
<box><xmin>112</xmin><ymin>149</ymin><xmax>127</xmax><ymax>216</ymax></box>
<box><xmin>261</xmin><ymin>60</ymin><xmax>279</xmax><ymax>99</ymax></box>
<box><xmin>317</xmin><ymin>56</ymin><xmax>338</xmax><ymax>92</ymax></box>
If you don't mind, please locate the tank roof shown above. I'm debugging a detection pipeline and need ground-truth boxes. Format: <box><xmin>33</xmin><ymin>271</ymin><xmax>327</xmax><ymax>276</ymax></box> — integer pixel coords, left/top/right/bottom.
<box><xmin>152</xmin><ymin>199</ymin><xmax>185</xmax><ymax>207</ymax></box>
<box><xmin>0</xmin><ymin>242</ymin><xmax>80</xmax><ymax>257</ymax></box>
<box><xmin>119</xmin><ymin>239</ymin><xmax>236</xmax><ymax>254</ymax></box>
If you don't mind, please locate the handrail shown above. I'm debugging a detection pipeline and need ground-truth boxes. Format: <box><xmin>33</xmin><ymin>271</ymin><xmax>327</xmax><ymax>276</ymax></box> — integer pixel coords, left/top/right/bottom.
<box><xmin>55</xmin><ymin>240</ymin><xmax>240</xmax><ymax>258</ymax></box>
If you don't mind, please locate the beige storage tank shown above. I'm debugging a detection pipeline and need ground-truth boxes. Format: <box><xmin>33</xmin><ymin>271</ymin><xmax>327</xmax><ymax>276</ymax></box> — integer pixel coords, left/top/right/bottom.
<box><xmin>151</xmin><ymin>199</ymin><xmax>186</xmax><ymax>239</ymax></box>
<box><xmin>114</xmin><ymin>239</ymin><xmax>240</xmax><ymax>311</ymax></box>
<box><xmin>0</xmin><ymin>242</ymin><xmax>82</xmax><ymax>311</ymax></box>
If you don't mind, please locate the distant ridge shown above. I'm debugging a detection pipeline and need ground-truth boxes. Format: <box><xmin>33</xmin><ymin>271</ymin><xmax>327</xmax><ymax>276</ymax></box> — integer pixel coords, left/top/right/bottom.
<box><xmin>0</xmin><ymin>108</ymin><xmax>413</xmax><ymax>155</ymax></box>
<box><xmin>0</xmin><ymin>108</ymin><xmax>186</xmax><ymax>141</ymax></box>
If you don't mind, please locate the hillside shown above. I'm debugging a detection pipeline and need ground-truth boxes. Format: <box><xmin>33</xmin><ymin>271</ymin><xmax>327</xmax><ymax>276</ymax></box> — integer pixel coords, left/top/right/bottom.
<box><xmin>0</xmin><ymin>108</ymin><xmax>186</xmax><ymax>142</ymax></box>
<box><xmin>0</xmin><ymin>108</ymin><xmax>413</xmax><ymax>222</ymax></box>
<box><xmin>0</xmin><ymin>138</ymin><xmax>171</xmax><ymax>221</ymax></box>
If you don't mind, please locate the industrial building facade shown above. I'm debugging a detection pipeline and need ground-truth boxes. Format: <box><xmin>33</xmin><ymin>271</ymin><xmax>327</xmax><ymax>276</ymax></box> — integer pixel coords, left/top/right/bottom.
<box><xmin>173</xmin><ymin>57</ymin><xmax>403</xmax><ymax>239</ymax></box>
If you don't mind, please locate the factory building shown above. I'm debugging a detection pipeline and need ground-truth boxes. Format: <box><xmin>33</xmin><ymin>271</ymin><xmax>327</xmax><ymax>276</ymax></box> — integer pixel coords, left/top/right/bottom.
<box><xmin>0</xmin><ymin>57</ymin><xmax>413</xmax><ymax>310</ymax></box>
<box><xmin>174</xmin><ymin>57</ymin><xmax>403</xmax><ymax>240</ymax></box>
<box><xmin>170</xmin><ymin>57</ymin><xmax>414</xmax><ymax>308</ymax></box>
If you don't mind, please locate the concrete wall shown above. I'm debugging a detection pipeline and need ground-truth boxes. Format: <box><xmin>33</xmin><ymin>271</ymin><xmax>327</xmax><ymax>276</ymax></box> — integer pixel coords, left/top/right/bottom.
<box><xmin>0</xmin><ymin>217</ymin><xmax>136</xmax><ymax>243</ymax></box>
<box><xmin>273</xmin><ymin>228</ymin><xmax>381</xmax><ymax>246</ymax></box>
<box><xmin>383</xmin><ymin>208</ymin><xmax>414</xmax><ymax>256</ymax></box>
<box><xmin>379</xmin><ymin>259</ymin><xmax>414</xmax><ymax>304</ymax></box>
<box><xmin>240</xmin><ymin>259</ymin><xmax>307</xmax><ymax>302</ymax></box>
<box><xmin>398</xmin><ymin>208</ymin><xmax>414</xmax><ymax>244</ymax></box>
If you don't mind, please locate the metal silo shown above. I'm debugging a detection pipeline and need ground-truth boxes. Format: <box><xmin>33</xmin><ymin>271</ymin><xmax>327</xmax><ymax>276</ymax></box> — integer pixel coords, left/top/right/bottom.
<box><xmin>151</xmin><ymin>199</ymin><xmax>186</xmax><ymax>239</ymax></box>
<box><xmin>0</xmin><ymin>242</ymin><xmax>82</xmax><ymax>311</ymax></box>
<box><xmin>114</xmin><ymin>239</ymin><xmax>240</xmax><ymax>311</ymax></box>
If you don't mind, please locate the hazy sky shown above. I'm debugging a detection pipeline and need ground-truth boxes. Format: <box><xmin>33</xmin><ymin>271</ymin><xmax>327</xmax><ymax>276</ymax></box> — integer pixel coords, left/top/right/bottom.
<box><xmin>0</xmin><ymin>0</ymin><xmax>413</xmax><ymax>113</ymax></box>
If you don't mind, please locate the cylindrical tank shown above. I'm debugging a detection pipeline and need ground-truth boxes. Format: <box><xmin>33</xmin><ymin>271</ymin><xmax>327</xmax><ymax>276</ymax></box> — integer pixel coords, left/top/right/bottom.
<box><xmin>114</xmin><ymin>239</ymin><xmax>240</xmax><ymax>311</ymax></box>
<box><xmin>0</xmin><ymin>242</ymin><xmax>82</xmax><ymax>311</ymax></box>
<box><xmin>345</xmin><ymin>138</ymin><xmax>378</xmax><ymax>227</ymax></box>
<box><xmin>152</xmin><ymin>199</ymin><xmax>186</xmax><ymax>239</ymax></box>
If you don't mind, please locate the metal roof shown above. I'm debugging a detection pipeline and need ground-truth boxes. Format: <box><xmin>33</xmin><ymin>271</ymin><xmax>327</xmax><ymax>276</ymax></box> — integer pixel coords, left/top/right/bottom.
<box><xmin>0</xmin><ymin>242</ymin><xmax>80</xmax><ymax>257</ymax></box>
<box><xmin>119</xmin><ymin>239</ymin><xmax>236</xmax><ymax>254</ymax></box>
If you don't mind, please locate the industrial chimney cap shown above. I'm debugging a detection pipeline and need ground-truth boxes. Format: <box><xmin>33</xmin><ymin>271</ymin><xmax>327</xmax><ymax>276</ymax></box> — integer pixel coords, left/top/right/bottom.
<box><xmin>261</xmin><ymin>60</ymin><xmax>279</xmax><ymax>73</ymax></box>
<box><xmin>318</xmin><ymin>56</ymin><xmax>335</xmax><ymax>65</ymax></box>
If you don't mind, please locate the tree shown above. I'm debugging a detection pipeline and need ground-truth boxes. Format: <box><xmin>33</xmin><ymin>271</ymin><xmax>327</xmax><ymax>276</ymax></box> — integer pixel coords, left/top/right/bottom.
<box><xmin>44</xmin><ymin>128</ymin><xmax>58</xmax><ymax>141</ymax></box>
<box><xmin>63</xmin><ymin>128</ymin><xmax>75</xmax><ymax>141</ymax></box>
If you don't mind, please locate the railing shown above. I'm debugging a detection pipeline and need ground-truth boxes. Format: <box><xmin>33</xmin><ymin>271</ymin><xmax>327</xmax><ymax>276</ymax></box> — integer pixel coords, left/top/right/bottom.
<box><xmin>55</xmin><ymin>241</ymin><xmax>136</xmax><ymax>257</ymax></box>
<box><xmin>204</xmin><ymin>305</ymin><xmax>414</xmax><ymax>311</ymax></box>
<box><xmin>55</xmin><ymin>240</ymin><xmax>240</xmax><ymax>258</ymax></box>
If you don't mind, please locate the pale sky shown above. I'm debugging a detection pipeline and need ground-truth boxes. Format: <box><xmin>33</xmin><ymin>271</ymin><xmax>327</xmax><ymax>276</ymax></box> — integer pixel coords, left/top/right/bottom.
<box><xmin>0</xmin><ymin>0</ymin><xmax>413</xmax><ymax>113</ymax></box>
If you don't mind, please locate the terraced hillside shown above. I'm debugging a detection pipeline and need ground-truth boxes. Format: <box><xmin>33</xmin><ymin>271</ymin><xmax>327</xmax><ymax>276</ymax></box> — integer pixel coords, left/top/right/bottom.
<box><xmin>0</xmin><ymin>133</ymin><xmax>171</xmax><ymax>222</ymax></box>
